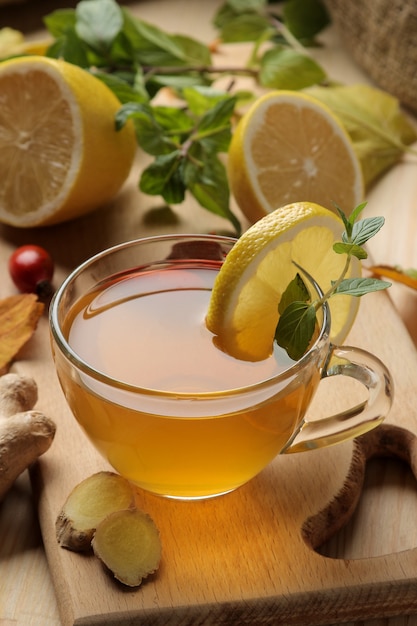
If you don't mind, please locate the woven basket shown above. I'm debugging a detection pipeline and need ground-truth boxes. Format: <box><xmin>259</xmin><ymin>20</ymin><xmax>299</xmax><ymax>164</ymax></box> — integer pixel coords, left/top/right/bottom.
<box><xmin>324</xmin><ymin>0</ymin><xmax>417</xmax><ymax>114</ymax></box>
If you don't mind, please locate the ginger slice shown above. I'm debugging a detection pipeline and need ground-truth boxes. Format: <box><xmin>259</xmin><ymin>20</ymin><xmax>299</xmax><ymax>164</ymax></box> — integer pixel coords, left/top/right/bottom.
<box><xmin>92</xmin><ymin>508</ymin><xmax>162</xmax><ymax>587</ymax></box>
<box><xmin>56</xmin><ymin>471</ymin><xmax>136</xmax><ymax>551</ymax></box>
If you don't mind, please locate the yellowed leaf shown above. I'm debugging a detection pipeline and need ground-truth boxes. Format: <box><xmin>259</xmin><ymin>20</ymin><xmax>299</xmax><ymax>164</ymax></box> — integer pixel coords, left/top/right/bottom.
<box><xmin>307</xmin><ymin>84</ymin><xmax>417</xmax><ymax>188</ymax></box>
<box><xmin>0</xmin><ymin>294</ymin><xmax>44</xmax><ymax>372</ymax></box>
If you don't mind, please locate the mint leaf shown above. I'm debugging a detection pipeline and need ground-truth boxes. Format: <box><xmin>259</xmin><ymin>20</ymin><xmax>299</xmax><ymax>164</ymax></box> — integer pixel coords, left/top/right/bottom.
<box><xmin>215</xmin><ymin>13</ymin><xmax>272</xmax><ymax>43</ymax></box>
<box><xmin>44</xmin><ymin>9</ymin><xmax>76</xmax><ymax>37</ymax></box>
<box><xmin>76</xmin><ymin>0</ymin><xmax>123</xmax><ymax>52</ymax></box>
<box><xmin>348</xmin><ymin>201</ymin><xmax>368</xmax><ymax>225</ymax></box>
<box><xmin>183</xmin><ymin>149</ymin><xmax>241</xmax><ymax>234</ymax></box>
<box><xmin>348</xmin><ymin>216</ymin><xmax>385</xmax><ymax>246</ymax></box>
<box><xmin>333</xmin><ymin>242</ymin><xmax>368</xmax><ymax>260</ymax></box>
<box><xmin>139</xmin><ymin>152</ymin><xmax>185</xmax><ymax>203</ymax></box>
<box><xmin>183</xmin><ymin>86</ymin><xmax>233</xmax><ymax>116</ymax></box>
<box><xmin>333</xmin><ymin>277</ymin><xmax>392</xmax><ymax>297</ymax></box>
<box><xmin>283</xmin><ymin>0</ymin><xmax>330</xmax><ymax>43</ymax></box>
<box><xmin>94</xmin><ymin>71</ymin><xmax>149</xmax><ymax>104</ymax></box>
<box><xmin>259</xmin><ymin>47</ymin><xmax>326</xmax><ymax>90</ymax></box>
<box><xmin>278</xmin><ymin>273</ymin><xmax>310</xmax><ymax>314</ymax></box>
<box><xmin>46</xmin><ymin>28</ymin><xmax>89</xmax><ymax>67</ymax></box>
<box><xmin>275</xmin><ymin>204</ymin><xmax>390</xmax><ymax>360</ymax></box>
<box><xmin>196</xmin><ymin>97</ymin><xmax>237</xmax><ymax>135</ymax></box>
<box><xmin>275</xmin><ymin>301</ymin><xmax>317</xmax><ymax>361</ymax></box>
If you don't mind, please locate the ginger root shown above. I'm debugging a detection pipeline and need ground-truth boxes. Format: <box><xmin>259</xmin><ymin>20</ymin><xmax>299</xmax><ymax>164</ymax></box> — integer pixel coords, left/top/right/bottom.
<box><xmin>92</xmin><ymin>508</ymin><xmax>161</xmax><ymax>587</ymax></box>
<box><xmin>56</xmin><ymin>471</ymin><xmax>162</xmax><ymax>587</ymax></box>
<box><xmin>0</xmin><ymin>372</ymin><xmax>55</xmax><ymax>500</ymax></box>
<box><xmin>0</xmin><ymin>373</ymin><xmax>38</xmax><ymax>416</ymax></box>
<box><xmin>56</xmin><ymin>471</ymin><xmax>136</xmax><ymax>551</ymax></box>
<box><xmin>0</xmin><ymin>410</ymin><xmax>56</xmax><ymax>499</ymax></box>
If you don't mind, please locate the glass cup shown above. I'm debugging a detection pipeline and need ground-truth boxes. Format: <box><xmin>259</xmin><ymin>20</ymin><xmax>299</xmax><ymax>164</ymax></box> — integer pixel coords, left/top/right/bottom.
<box><xmin>49</xmin><ymin>234</ymin><xmax>393</xmax><ymax>500</ymax></box>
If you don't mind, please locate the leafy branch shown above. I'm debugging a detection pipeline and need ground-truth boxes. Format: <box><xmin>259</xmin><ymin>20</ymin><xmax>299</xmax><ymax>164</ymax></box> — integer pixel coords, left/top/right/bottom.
<box><xmin>7</xmin><ymin>0</ymin><xmax>411</xmax><ymax>233</ymax></box>
<box><xmin>34</xmin><ymin>0</ymin><xmax>330</xmax><ymax>234</ymax></box>
<box><xmin>274</xmin><ymin>204</ymin><xmax>392</xmax><ymax>360</ymax></box>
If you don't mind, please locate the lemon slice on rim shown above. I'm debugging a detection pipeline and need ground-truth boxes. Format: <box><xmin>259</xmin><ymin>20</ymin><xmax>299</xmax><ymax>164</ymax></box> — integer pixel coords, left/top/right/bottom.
<box><xmin>0</xmin><ymin>55</ymin><xmax>136</xmax><ymax>228</ymax></box>
<box><xmin>206</xmin><ymin>202</ymin><xmax>360</xmax><ymax>361</ymax></box>
<box><xmin>228</xmin><ymin>90</ymin><xmax>364</xmax><ymax>224</ymax></box>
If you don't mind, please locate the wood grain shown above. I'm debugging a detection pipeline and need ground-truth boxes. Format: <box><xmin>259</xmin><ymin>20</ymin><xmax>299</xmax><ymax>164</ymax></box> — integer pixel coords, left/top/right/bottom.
<box><xmin>22</xmin><ymin>287</ymin><xmax>417</xmax><ymax>626</ymax></box>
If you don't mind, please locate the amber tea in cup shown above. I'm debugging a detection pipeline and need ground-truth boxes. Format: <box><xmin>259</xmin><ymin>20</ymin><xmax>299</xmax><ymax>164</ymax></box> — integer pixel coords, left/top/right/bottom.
<box><xmin>50</xmin><ymin>235</ymin><xmax>392</xmax><ymax>499</ymax></box>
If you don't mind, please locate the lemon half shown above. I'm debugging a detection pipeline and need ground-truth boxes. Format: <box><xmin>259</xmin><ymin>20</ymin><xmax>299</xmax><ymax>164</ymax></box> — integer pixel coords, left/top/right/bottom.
<box><xmin>228</xmin><ymin>90</ymin><xmax>364</xmax><ymax>224</ymax></box>
<box><xmin>0</xmin><ymin>56</ymin><xmax>136</xmax><ymax>228</ymax></box>
<box><xmin>206</xmin><ymin>202</ymin><xmax>360</xmax><ymax>361</ymax></box>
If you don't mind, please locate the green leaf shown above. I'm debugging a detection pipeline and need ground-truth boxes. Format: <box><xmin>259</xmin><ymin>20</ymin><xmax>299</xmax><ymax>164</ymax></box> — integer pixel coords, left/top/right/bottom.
<box><xmin>46</xmin><ymin>28</ymin><xmax>89</xmax><ymax>67</ymax></box>
<box><xmin>44</xmin><ymin>9</ymin><xmax>76</xmax><ymax>37</ymax></box>
<box><xmin>333</xmin><ymin>277</ymin><xmax>391</xmax><ymax>296</ymax></box>
<box><xmin>275</xmin><ymin>301</ymin><xmax>317</xmax><ymax>361</ymax></box>
<box><xmin>93</xmin><ymin>70</ymin><xmax>149</xmax><ymax>104</ymax></box>
<box><xmin>283</xmin><ymin>0</ymin><xmax>330</xmax><ymax>43</ymax></box>
<box><xmin>335</xmin><ymin>201</ymin><xmax>367</xmax><ymax>237</ymax></box>
<box><xmin>333</xmin><ymin>242</ymin><xmax>368</xmax><ymax>260</ymax></box>
<box><xmin>278</xmin><ymin>273</ymin><xmax>310</xmax><ymax>314</ymax></box>
<box><xmin>259</xmin><ymin>47</ymin><xmax>326</xmax><ymax>90</ymax></box>
<box><xmin>217</xmin><ymin>13</ymin><xmax>272</xmax><ymax>43</ymax></box>
<box><xmin>153</xmin><ymin>105</ymin><xmax>194</xmax><ymax>133</ymax></box>
<box><xmin>145</xmin><ymin>73</ymin><xmax>211</xmax><ymax>95</ymax></box>
<box><xmin>115</xmin><ymin>103</ymin><xmax>185</xmax><ymax>155</ymax></box>
<box><xmin>183</xmin><ymin>86</ymin><xmax>232</xmax><ymax>116</ymax></box>
<box><xmin>228</xmin><ymin>0</ymin><xmax>267</xmax><ymax>11</ymax></box>
<box><xmin>334</xmin><ymin>204</ymin><xmax>351</xmax><ymax>235</ymax></box>
<box><xmin>169</xmin><ymin>34</ymin><xmax>212</xmax><ymax>66</ymax></box>
<box><xmin>123</xmin><ymin>13</ymin><xmax>211</xmax><ymax>67</ymax></box>
<box><xmin>348</xmin><ymin>202</ymin><xmax>367</xmax><ymax>225</ymax></box>
<box><xmin>348</xmin><ymin>216</ymin><xmax>385</xmax><ymax>247</ymax></box>
<box><xmin>195</xmin><ymin>97</ymin><xmax>236</xmax><ymax>151</ymax></box>
<box><xmin>139</xmin><ymin>152</ymin><xmax>185</xmax><ymax>204</ymax></box>
<box><xmin>75</xmin><ymin>0</ymin><xmax>123</xmax><ymax>52</ymax></box>
<box><xmin>183</xmin><ymin>148</ymin><xmax>241</xmax><ymax>233</ymax></box>
<box><xmin>213</xmin><ymin>0</ymin><xmax>268</xmax><ymax>31</ymax></box>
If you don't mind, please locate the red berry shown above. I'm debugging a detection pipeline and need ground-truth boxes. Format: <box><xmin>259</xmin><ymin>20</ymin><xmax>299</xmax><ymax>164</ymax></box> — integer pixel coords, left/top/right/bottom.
<box><xmin>8</xmin><ymin>244</ymin><xmax>54</xmax><ymax>298</ymax></box>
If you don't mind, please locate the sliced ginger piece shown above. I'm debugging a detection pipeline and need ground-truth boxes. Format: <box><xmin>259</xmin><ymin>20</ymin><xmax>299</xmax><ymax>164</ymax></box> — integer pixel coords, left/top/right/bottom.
<box><xmin>56</xmin><ymin>471</ymin><xmax>136</xmax><ymax>551</ymax></box>
<box><xmin>92</xmin><ymin>508</ymin><xmax>162</xmax><ymax>587</ymax></box>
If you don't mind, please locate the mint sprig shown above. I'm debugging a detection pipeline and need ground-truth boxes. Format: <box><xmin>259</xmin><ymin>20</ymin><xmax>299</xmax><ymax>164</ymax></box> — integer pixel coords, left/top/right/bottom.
<box><xmin>274</xmin><ymin>204</ymin><xmax>391</xmax><ymax>361</ymax></box>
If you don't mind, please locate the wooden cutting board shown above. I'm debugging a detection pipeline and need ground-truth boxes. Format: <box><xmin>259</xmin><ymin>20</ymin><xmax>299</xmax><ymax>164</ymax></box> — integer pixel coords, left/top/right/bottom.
<box><xmin>20</xmin><ymin>271</ymin><xmax>417</xmax><ymax>625</ymax></box>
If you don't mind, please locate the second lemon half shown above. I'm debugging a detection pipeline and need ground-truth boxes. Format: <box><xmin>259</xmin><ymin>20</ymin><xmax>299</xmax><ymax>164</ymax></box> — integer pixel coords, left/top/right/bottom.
<box><xmin>228</xmin><ymin>90</ymin><xmax>364</xmax><ymax>224</ymax></box>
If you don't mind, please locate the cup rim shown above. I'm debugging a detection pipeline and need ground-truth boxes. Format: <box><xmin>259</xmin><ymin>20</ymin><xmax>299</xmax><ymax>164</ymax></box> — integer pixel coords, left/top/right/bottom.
<box><xmin>49</xmin><ymin>233</ymin><xmax>331</xmax><ymax>399</ymax></box>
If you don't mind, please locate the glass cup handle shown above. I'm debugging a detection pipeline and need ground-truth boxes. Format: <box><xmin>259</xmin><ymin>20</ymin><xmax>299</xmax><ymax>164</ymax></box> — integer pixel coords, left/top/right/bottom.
<box><xmin>282</xmin><ymin>345</ymin><xmax>393</xmax><ymax>454</ymax></box>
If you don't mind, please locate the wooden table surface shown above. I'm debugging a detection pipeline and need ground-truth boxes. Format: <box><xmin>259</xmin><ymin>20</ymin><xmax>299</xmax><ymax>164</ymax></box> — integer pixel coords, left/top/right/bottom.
<box><xmin>1</xmin><ymin>1</ymin><xmax>417</xmax><ymax>625</ymax></box>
